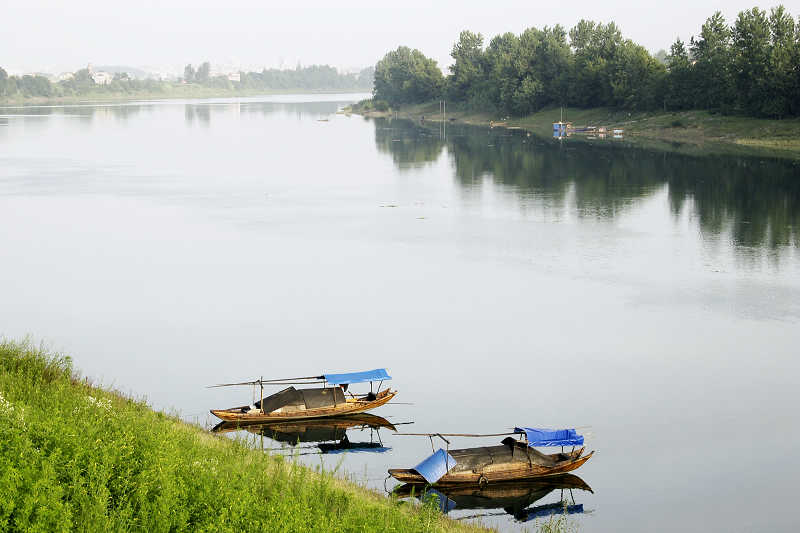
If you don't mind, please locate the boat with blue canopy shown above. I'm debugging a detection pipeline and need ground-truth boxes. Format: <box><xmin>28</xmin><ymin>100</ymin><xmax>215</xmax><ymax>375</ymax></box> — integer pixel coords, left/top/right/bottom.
<box><xmin>388</xmin><ymin>426</ymin><xmax>593</xmax><ymax>485</ymax></box>
<box><xmin>208</xmin><ymin>368</ymin><xmax>396</xmax><ymax>423</ymax></box>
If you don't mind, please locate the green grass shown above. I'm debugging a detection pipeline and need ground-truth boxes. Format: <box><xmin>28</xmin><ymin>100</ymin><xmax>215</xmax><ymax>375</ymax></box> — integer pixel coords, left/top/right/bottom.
<box><xmin>0</xmin><ymin>339</ymin><xmax>486</xmax><ymax>533</ymax></box>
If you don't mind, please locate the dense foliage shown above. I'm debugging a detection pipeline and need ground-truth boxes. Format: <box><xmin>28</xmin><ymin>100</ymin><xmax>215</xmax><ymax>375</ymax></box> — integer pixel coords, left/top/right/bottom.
<box><xmin>0</xmin><ymin>63</ymin><xmax>373</xmax><ymax>100</ymax></box>
<box><xmin>0</xmin><ymin>340</ymin><xmax>481</xmax><ymax>533</ymax></box>
<box><xmin>373</xmin><ymin>46</ymin><xmax>445</xmax><ymax>105</ymax></box>
<box><xmin>372</xmin><ymin>5</ymin><xmax>800</xmax><ymax>118</ymax></box>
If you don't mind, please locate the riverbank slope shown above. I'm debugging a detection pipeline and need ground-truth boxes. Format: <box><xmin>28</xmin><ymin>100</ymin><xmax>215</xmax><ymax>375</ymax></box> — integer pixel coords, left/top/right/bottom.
<box><xmin>345</xmin><ymin>101</ymin><xmax>800</xmax><ymax>159</ymax></box>
<box><xmin>0</xmin><ymin>340</ymin><xmax>484</xmax><ymax>532</ymax></box>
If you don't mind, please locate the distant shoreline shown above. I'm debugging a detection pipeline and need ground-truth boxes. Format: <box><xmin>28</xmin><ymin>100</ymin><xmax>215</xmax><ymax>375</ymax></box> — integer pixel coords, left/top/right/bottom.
<box><xmin>343</xmin><ymin>101</ymin><xmax>800</xmax><ymax>160</ymax></box>
<box><xmin>0</xmin><ymin>87</ymin><xmax>370</xmax><ymax>107</ymax></box>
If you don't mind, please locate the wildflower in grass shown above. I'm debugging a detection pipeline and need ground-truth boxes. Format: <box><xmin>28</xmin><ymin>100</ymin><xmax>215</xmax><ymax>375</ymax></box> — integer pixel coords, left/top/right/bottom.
<box><xmin>86</xmin><ymin>395</ymin><xmax>113</xmax><ymax>411</ymax></box>
<box><xmin>0</xmin><ymin>391</ymin><xmax>27</xmax><ymax>429</ymax></box>
<box><xmin>0</xmin><ymin>392</ymin><xmax>12</xmax><ymax>414</ymax></box>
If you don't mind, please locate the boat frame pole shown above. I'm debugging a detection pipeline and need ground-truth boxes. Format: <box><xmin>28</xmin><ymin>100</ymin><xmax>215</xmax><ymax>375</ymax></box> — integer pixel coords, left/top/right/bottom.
<box><xmin>260</xmin><ymin>377</ymin><xmax>264</xmax><ymax>414</ymax></box>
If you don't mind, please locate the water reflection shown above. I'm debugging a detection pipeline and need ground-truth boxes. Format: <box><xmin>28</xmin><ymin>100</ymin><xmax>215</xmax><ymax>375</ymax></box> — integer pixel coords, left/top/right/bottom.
<box><xmin>373</xmin><ymin>118</ymin><xmax>800</xmax><ymax>253</ymax></box>
<box><xmin>184</xmin><ymin>104</ymin><xmax>211</xmax><ymax>126</ymax></box>
<box><xmin>394</xmin><ymin>474</ymin><xmax>592</xmax><ymax>523</ymax></box>
<box><xmin>182</xmin><ymin>100</ymin><xmax>343</xmax><ymax>126</ymax></box>
<box><xmin>374</xmin><ymin>124</ymin><xmax>445</xmax><ymax>169</ymax></box>
<box><xmin>211</xmin><ymin>414</ymin><xmax>398</xmax><ymax>455</ymax></box>
<box><xmin>0</xmin><ymin>99</ymin><xmax>344</xmax><ymax>129</ymax></box>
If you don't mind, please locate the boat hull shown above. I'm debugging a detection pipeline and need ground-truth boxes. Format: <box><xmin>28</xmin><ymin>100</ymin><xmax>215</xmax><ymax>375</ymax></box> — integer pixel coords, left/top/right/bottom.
<box><xmin>389</xmin><ymin>447</ymin><xmax>594</xmax><ymax>485</ymax></box>
<box><xmin>210</xmin><ymin>389</ymin><xmax>396</xmax><ymax>423</ymax></box>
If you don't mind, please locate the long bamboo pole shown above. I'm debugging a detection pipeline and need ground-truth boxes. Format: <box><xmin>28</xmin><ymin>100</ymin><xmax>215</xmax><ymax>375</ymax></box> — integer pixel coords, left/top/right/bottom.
<box><xmin>393</xmin><ymin>432</ymin><xmax>518</xmax><ymax>438</ymax></box>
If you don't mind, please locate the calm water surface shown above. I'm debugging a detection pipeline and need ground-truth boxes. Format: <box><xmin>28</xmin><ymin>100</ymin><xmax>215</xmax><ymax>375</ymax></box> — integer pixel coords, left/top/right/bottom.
<box><xmin>1</xmin><ymin>95</ymin><xmax>799</xmax><ymax>532</ymax></box>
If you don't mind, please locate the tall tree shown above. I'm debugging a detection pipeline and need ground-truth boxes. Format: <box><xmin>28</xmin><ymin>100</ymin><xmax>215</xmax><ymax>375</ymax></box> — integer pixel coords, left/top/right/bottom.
<box><xmin>483</xmin><ymin>32</ymin><xmax>521</xmax><ymax>111</ymax></box>
<box><xmin>569</xmin><ymin>20</ymin><xmax>623</xmax><ymax>107</ymax></box>
<box><xmin>447</xmin><ymin>31</ymin><xmax>486</xmax><ymax>102</ymax></box>
<box><xmin>196</xmin><ymin>62</ymin><xmax>211</xmax><ymax>84</ymax></box>
<box><xmin>665</xmin><ymin>38</ymin><xmax>693</xmax><ymax>110</ymax></box>
<box><xmin>0</xmin><ymin>67</ymin><xmax>8</xmax><ymax>96</ymax></box>
<box><xmin>765</xmin><ymin>5</ymin><xmax>797</xmax><ymax>117</ymax></box>
<box><xmin>732</xmin><ymin>8</ymin><xmax>771</xmax><ymax>115</ymax></box>
<box><xmin>373</xmin><ymin>46</ymin><xmax>444</xmax><ymax>104</ymax></box>
<box><xmin>690</xmin><ymin>12</ymin><xmax>733</xmax><ymax>111</ymax></box>
<box><xmin>610</xmin><ymin>39</ymin><xmax>666</xmax><ymax>109</ymax></box>
<box><xmin>183</xmin><ymin>64</ymin><xmax>195</xmax><ymax>83</ymax></box>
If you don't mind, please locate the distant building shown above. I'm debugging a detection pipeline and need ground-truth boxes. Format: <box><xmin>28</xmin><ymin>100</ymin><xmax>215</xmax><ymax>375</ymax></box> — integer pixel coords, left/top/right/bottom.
<box><xmin>91</xmin><ymin>71</ymin><xmax>113</xmax><ymax>85</ymax></box>
<box><xmin>57</xmin><ymin>72</ymin><xmax>74</xmax><ymax>82</ymax></box>
<box><xmin>87</xmin><ymin>63</ymin><xmax>113</xmax><ymax>85</ymax></box>
<box><xmin>209</xmin><ymin>64</ymin><xmax>241</xmax><ymax>82</ymax></box>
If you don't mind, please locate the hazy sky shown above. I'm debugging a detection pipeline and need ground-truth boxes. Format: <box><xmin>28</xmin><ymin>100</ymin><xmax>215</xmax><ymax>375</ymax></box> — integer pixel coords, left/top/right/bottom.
<box><xmin>4</xmin><ymin>0</ymin><xmax>798</xmax><ymax>74</ymax></box>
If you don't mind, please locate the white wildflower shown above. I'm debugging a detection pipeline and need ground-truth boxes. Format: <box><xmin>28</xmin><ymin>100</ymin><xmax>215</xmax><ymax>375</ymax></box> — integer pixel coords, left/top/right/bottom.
<box><xmin>0</xmin><ymin>392</ymin><xmax>26</xmax><ymax>429</ymax></box>
<box><xmin>86</xmin><ymin>395</ymin><xmax>113</xmax><ymax>411</ymax></box>
<box><xmin>0</xmin><ymin>392</ymin><xmax>13</xmax><ymax>414</ymax></box>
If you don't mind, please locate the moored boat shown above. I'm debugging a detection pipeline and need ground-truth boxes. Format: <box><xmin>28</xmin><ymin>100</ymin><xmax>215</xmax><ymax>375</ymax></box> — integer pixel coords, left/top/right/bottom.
<box><xmin>388</xmin><ymin>427</ymin><xmax>594</xmax><ymax>485</ymax></box>
<box><xmin>209</xmin><ymin>368</ymin><xmax>396</xmax><ymax>423</ymax></box>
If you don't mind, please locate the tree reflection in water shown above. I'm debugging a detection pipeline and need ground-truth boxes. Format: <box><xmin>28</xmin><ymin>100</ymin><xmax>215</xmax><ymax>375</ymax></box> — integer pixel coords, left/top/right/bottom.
<box><xmin>373</xmin><ymin>117</ymin><xmax>800</xmax><ymax>254</ymax></box>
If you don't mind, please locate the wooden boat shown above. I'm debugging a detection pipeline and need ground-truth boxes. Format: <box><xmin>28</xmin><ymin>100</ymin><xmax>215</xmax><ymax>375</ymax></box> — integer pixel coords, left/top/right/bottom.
<box><xmin>389</xmin><ymin>427</ymin><xmax>593</xmax><ymax>485</ymax></box>
<box><xmin>209</xmin><ymin>368</ymin><xmax>396</xmax><ymax>423</ymax></box>
<box><xmin>390</xmin><ymin>439</ymin><xmax>593</xmax><ymax>484</ymax></box>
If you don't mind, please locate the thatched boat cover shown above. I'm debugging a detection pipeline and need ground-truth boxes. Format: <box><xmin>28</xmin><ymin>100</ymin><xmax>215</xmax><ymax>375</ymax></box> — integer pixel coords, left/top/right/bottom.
<box><xmin>255</xmin><ymin>386</ymin><xmax>346</xmax><ymax>413</ymax></box>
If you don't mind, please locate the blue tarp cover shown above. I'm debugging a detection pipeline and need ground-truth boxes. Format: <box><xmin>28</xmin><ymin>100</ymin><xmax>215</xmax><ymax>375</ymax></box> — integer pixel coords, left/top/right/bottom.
<box><xmin>514</xmin><ymin>427</ymin><xmax>584</xmax><ymax>447</ymax></box>
<box><xmin>323</xmin><ymin>368</ymin><xmax>391</xmax><ymax>385</ymax></box>
<box><xmin>412</xmin><ymin>448</ymin><xmax>457</xmax><ymax>484</ymax></box>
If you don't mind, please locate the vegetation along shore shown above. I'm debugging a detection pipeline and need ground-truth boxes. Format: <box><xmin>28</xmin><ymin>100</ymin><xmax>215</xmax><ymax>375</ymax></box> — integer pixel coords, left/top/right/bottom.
<box><xmin>0</xmin><ymin>340</ymin><xmax>488</xmax><ymax>532</ymax></box>
<box><xmin>350</xmin><ymin>5</ymin><xmax>800</xmax><ymax>156</ymax></box>
<box><xmin>0</xmin><ymin>63</ymin><xmax>373</xmax><ymax>105</ymax></box>
<box><xmin>344</xmin><ymin>101</ymin><xmax>800</xmax><ymax>158</ymax></box>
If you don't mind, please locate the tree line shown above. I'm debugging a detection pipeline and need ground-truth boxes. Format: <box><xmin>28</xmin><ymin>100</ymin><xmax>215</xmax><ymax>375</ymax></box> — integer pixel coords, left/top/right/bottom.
<box><xmin>373</xmin><ymin>5</ymin><xmax>800</xmax><ymax>118</ymax></box>
<box><xmin>0</xmin><ymin>63</ymin><xmax>373</xmax><ymax>100</ymax></box>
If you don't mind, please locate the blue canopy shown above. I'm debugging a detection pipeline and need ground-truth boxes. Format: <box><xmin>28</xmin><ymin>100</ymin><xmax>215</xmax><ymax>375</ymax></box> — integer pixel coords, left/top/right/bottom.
<box><xmin>323</xmin><ymin>368</ymin><xmax>391</xmax><ymax>385</ymax></box>
<box><xmin>412</xmin><ymin>448</ymin><xmax>457</xmax><ymax>484</ymax></box>
<box><xmin>514</xmin><ymin>427</ymin><xmax>584</xmax><ymax>447</ymax></box>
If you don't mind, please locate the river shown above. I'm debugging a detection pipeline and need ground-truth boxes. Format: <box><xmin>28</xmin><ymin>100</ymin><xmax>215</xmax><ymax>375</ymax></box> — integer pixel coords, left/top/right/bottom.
<box><xmin>1</xmin><ymin>95</ymin><xmax>798</xmax><ymax>532</ymax></box>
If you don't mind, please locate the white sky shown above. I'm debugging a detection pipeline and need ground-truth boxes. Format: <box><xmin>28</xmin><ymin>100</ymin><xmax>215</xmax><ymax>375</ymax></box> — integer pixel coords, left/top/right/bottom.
<box><xmin>4</xmin><ymin>0</ymin><xmax>799</xmax><ymax>74</ymax></box>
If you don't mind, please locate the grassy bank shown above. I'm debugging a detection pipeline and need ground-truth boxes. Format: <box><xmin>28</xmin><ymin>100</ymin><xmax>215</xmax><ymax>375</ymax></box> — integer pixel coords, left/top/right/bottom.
<box><xmin>344</xmin><ymin>100</ymin><xmax>800</xmax><ymax>159</ymax></box>
<box><xmin>0</xmin><ymin>340</ymin><xmax>484</xmax><ymax>532</ymax></box>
